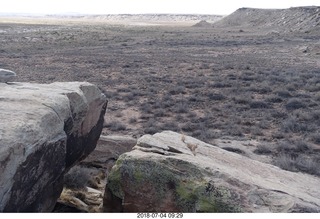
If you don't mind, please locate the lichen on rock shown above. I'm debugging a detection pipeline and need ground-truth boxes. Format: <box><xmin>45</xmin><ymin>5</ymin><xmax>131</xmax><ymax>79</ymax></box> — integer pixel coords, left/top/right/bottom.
<box><xmin>104</xmin><ymin>131</ymin><xmax>320</xmax><ymax>213</ymax></box>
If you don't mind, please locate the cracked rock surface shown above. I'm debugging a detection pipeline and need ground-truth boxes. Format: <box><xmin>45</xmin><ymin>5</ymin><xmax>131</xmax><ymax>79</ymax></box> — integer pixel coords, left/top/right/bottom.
<box><xmin>104</xmin><ymin>131</ymin><xmax>320</xmax><ymax>213</ymax></box>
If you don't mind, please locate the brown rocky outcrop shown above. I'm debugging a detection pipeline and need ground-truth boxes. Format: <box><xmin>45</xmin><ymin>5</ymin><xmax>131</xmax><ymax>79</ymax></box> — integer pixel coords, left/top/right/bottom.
<box><xmin>0</xmin><ymin>82</ymin><xmax>107</xmax><ymax>212</ymax></box>
<box><xmin>104</xmin><ymin>131</ymin><xmax>320</xmax><ymax>212</ymax></box>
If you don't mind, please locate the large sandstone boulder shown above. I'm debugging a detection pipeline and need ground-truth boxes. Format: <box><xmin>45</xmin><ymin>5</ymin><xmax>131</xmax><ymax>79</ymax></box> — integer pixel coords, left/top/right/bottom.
<box><xmin>0</xmin><ymin>82</ymin><xmax>107</xmax><ymax>212</ymax></box>
<box><xmin>104</xmin><ymin>131</ymin><xmax>320</xmax><ymax>212</ymax></box>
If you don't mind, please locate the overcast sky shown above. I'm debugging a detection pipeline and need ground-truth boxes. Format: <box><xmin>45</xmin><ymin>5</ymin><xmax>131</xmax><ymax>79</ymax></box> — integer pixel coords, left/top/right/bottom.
<box><xmin>1</xmin><ymin>0</ymin><xmax>319</xmax><ymax>15</ymax></box>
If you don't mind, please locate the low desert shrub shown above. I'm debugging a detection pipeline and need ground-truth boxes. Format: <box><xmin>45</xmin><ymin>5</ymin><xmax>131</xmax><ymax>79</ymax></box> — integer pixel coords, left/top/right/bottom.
<box><xmin>225</xmin><ymin>124</ymin><xmax>243</xmax><ymax>137</ymax></box>
<box><xmin>160</xmin><ymin>122</ymin><xmax>181</xmax><ymax>132</ymax></box>
<box><xmin>129</xmin><ymin>117</ymin><xmax>137</xmax><ymax>124</ymax></box>
<box><xmin>192</xmin><ymin>129</ymin><xmax>202</xmax><ymax>138</ymax></box>
<box><xmin>208</xmin><ymin>92</ymin><xmax>226</xmax><ymax>101</ymax></box>
<box><xmin>105</xmin><ymin>121</ymin><xmax>126</xmax><ymax>131</ymax></box>
<box><xmin>295</xmin><ymin>156</ymin><xmax>319</xmax><ymax>176</ymax></box>
<box><xmin>209</xmin><ymin>82</ymin><xmax>231</xmax><ymax>88</ymax></box>
<box><xmin>271</xmin><ymin>110</ymin><xmax>288</xmax><ymax>119</ymax></box>
<box><xmin>175</xmin><ymin>114</ymin><xmax>188</xmax><ymax>123</ymax></box>
<box><xmin>233</xmin><ymin>96</ymin><xmax>251</xmax><ymax>105</ymax></box>
<box><xmin>250</xmin><ymin>126</ymin><xmax>264</xmax><ymax>136</ymax></box>
<box><xmin>181</xmin><ymin>122</ymin><xmax>196</xmax><ymax>132</ymax></box>
<box><xmin>222</xmin><ymin>147</ymin><xmax>245</xmax><ymax>155</ymax></box>
<box><xmin>187</xmin><ymin>112</ymin><xmax>197</xmax><ymax>118</ymax></box>
<box><xmin>122</xmin><ymin>92</ymin><xmax>136</xmax><ymax>101</ymax></box>
<box><xmin>274</xmin><ymin>154</ymin><xmax>320</xmax><ymax>176</ymax></box>
<box><xmin>254</xmin><ymin>144</ymin><xmax>273</xmax><ymax>155</ymax></box>
<box><xmin>311</xmin><ymin>133</ymin><xmax>320</xmax><ymax>144</ymax></box>
<box><xmin>172</xmin><ymin>102</ymin><xmax>189</xmax><ymax>114</ymax></box>
<box><xmin>285</xmin><ymin>98</ymin><xmax>306</xmax><ymax>110</ymax></box>
<box><xmin>144</xmin><ymin>126</ymin><xmax>160</xmax><ymax>134</ymax></box>
<box><xmin>266</xmin><ymin>95</ymin><xmax>283</xmax><ymax>103</ymax></box>
<box><xmin>276</xmin><ymin>141</ymin><xmax>296</xmax><ymax>154</ymax></box>
<box><xmin>314</xmin><ymin>94</ymin><xmax>320</xmax><ymax>102</ymax></box>
<box><xmin>196</xmin><ymin>129</ymin><xmax>215</xmax><ymax>143</ymax></box>
<box><xmin>64</xmin><ymin>166</ymin><xmax>92</xmax><ymax>190</ymax></box>
<box><xmin>117</xmin><ymin>87</ymin><xmax>130</xmax><ymax>93</ymax></box>
<box><xmin>115</xmin><ymin>112</ymin><xmax>123</xmax><ymax>118</ymax></box>
<box><xmin>248</xmin><ymin>85</ymin><xmax>272</xmax><ymax>94</ymax></box>
<box><xmin>185</xmin><ymin>80</ymin><xmax>201</xmax><ymax>89</ymax></box>
<box><xmin>161</xmin><ymin>96</ymin><xmax>175</xmax><ymax>108</ymax></box>
<box><xmin>249</xmin><ymin>100</ymin><xmax>269</xmax><ymax>109</ymax></box>
<box><xmin>140</xmin><ymin>114</ymin><xmax>151</xmax><ymax>120</ymax></box>
<box><xmin>276</xmin><ymin>140</ymin><xmax>312</xmax><ymax>155</ymax></box>
<box><xmin>271</xmin><ymin>131</ymin><xmax>285</xmax><ymax>139</ymax></box>
<box><xmin>274</xmin><ymin>154</ymin><xmax>296</xmax><ymax>172</ymax></box>
<box><xmin>143</xmin><ymin>118</ymin><xmax>160</xmax><ymax>134</ymax></box>
<box><xmin>257</xmin><ymin>120</ymin><xmax>270</xmax><ymax>129</ymax></box>
<box><xmin>188</xmin><ymin>95</ymin><xmax>198</xmax><ymax>102</ymax></box>
<box><xmin>295</xmin><ymin>140</ymin><xmax>312</xmax><ymax>153</ymax></box>
<box><xmin>140</xmin><ymin>103</ymin><xmax>153</xmax><ymax>114</ymax></box>
<box><xmin>281</xmin><ymin>118</ymin><xmax>307</xmax><ymax>133</ymax></box>
<box><xmin>306</xmin><ymin>84</ymin><xmax>320</xmax><ymax>92</ymax></box>
<box><xmin>154</xmin><ymin>109</ymin><xmax>166</xmax><ymax>117</ymax></box>
<box><xmin>311</xmin><ymin>110</ymin><xmax>320</xmax><ymax>121</ymax></box>
<box><xmin>168</xmin><ymin>86</ymin><xmax>186</xmax><ymax>95</ymax></box>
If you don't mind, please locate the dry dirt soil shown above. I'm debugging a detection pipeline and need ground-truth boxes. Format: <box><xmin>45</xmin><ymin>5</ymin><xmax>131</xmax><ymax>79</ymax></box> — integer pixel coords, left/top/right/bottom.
<box><xmin>1</xmin><ymin>15</ymin><xmax>320</xmax><ymax>177</ymax></box>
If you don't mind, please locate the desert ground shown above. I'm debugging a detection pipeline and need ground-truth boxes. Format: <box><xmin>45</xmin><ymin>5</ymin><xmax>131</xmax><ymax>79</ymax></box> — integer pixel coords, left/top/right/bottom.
<box><xmin>1</xmin><ymin>11</ymin><xmax>320</xmax><ymax>200</ymax></box>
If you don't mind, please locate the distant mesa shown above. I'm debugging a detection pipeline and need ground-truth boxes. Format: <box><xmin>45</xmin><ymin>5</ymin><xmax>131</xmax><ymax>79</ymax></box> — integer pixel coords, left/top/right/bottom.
<box><xmin>214</xmin><ymin>6</ymin><xmax>320</xmax><ymax>33</ymax></box>
<box><xmin>44</xmin><ymin>14</ymin><xmax>223</xmax><ymax>26</ymax></box>
<box><xmin>192</xmin><ymin>20</ymin><xmax>213</xmax><ymax>27</ymax></box>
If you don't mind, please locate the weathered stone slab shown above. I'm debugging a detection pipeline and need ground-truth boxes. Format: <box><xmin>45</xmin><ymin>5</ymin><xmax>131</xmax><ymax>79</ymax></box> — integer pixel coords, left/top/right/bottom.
<box><xmin>0</xmin><ymin>82</ymin><xmax>107</xmax><ymax>212</ymax></box>
<box><xmin>104</xmin><ymin>131</ymin><xmax>320</xmax><ymax>212</ymax></box>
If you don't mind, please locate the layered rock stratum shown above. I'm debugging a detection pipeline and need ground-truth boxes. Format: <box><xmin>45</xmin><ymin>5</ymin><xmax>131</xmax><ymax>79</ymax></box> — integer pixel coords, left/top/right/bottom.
<box><xmin>104</xmin><ymin>131</ymin><xmax>320</xmax><ymax>212</ymax></box>
<box><xmin>214</xmin><ymin>7</ymin><xmax>320</xmax><ymax>32</ymax></box>
<box><xmin>0</xmin><ymin>82</ymin><xmax>107</xmax><ymax>212</ymax></box>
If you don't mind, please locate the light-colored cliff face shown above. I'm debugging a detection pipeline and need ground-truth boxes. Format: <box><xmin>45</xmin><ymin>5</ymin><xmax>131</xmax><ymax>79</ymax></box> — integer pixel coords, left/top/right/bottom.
<box><xmin>0</xmin><ymin>82</ymin><xmax>107</xmax><ymax>212</ymax></box>
<box><xmin>105</xmin><ymin>131</ymin><xmax>320</xmax><ymax>213</ymax></box>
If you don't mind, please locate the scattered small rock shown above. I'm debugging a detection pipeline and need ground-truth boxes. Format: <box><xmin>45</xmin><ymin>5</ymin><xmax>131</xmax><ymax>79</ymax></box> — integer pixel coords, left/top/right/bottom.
<box><xmin>0</xmin><ymin>68</ymin><xmax>16</xmax><ymax>83</ymax></box>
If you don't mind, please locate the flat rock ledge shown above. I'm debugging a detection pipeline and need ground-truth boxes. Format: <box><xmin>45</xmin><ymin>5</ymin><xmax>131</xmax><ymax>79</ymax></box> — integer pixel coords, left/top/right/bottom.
<box><xmin>0</xmin><ymin>82</ymin><xmax>107</xmax><ymax>212</ymax></box>
<box><xmin>104</xmin><ymin>131</ymin><xmax>320</xmax><ymax>213</ymax></box>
